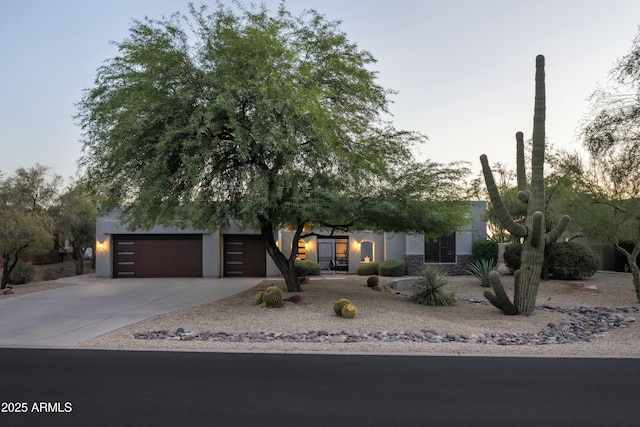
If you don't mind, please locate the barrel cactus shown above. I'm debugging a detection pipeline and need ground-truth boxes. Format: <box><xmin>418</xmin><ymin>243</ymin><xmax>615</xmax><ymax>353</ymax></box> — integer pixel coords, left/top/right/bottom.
<box><xmin>254</xmin><ymin>290</ymin><xmax>264</xmax><ymax>305</ymax></box>
<box><xmin>262</xmin><ymin>286</ymin><xmax>284</xmax><ymax>308</ymax></box>
<box><xmin>333</xmin><ymin>298</ymin><xmax>352</xmax><ymax>316</ymax></box>
<box><xmin>341</xmin><ymin>303</ymin><xmax>358</xmax><ymax>319</ymax></box>
<box><xmin>366</xmin><ymin>275</ymin><xmax>379</xmax><ymax>288</ymax></box>
<box><xmin>480</xmin><ymin>55</ymin><xmax>570</xmax><ymax>316</ymax></box>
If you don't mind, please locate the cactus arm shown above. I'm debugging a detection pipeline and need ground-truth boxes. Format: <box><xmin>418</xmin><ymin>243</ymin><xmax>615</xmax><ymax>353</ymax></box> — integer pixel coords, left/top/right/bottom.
<box><xmin>545</xmin><ymin>215</ymin><xmax>570</xmax><ymax>245</ymax></box>
<box><xmin>531</xmin><ymin>55</ymin><xmax>546</xmax><ymax>200</ymax></box>
<box><xmin>530</xmin><ymin>211</ymin><xmax>544</xmax><ymax>247</ymax></box>
<box><xmin>483</xmin><ymin>271</ymin><xmax>519</xmax><ymax>315</ymax></box>
<box><xmin>480</xmin><ymin>155</ymin><xmax>528</xmax><ymax>238</ymax></box>
<box><xmin>516</xmin><ymin>132</ymin><xmax>530</xmax><ymax>203</ymax></box>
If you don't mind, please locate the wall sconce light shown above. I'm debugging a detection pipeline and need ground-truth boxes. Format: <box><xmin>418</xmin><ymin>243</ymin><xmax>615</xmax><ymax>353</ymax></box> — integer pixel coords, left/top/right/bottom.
<box><xmin>97</xmin><ymin>241</ymin><xmax>105</xmax><ymax>250</ymax></box>
<box><xmin>304</xmin><ymin>242</ymin><xmax>310</xmax><ymax>250</ymax></box>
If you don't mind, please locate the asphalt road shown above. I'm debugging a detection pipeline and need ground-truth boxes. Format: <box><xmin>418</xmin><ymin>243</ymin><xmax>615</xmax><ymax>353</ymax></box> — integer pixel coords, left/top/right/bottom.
<box><xmin>0</xmin><ymin>349</ymin><xmax>638</xmax><ymax>427</ymax></box>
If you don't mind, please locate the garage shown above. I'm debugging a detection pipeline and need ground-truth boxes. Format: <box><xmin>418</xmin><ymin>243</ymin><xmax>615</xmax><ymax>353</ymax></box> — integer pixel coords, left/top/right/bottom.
<box><xmin>223</xmin><ymin>235</ymin><xmax>266</xmax><ymax>277</ymax></box>
<box><xmin>112</xmin><ymin>234</ymin><xmax>203</xmax><ymax>278</ymax></box>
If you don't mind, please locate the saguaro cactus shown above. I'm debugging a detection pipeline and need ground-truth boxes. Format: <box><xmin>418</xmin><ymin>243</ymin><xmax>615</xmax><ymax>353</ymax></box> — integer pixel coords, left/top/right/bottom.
<box><xmin>480</xmin><ymin>55</ymin><xmax>570</xmax><ymax>316</ymax></box>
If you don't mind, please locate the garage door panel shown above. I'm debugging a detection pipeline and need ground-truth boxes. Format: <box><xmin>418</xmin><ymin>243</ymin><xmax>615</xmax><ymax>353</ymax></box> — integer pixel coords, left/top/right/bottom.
<box><xmin>113</xmin><ymin>235</ymin><xmax>202</xmax><ymax>278</ymax></box>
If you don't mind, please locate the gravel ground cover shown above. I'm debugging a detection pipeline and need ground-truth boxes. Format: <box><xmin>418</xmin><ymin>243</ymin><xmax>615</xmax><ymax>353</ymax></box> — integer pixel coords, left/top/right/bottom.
<box><xmin>77</xmin><ymin>271</ymin><xmax>640</xmax><ymax>357</ymax></box>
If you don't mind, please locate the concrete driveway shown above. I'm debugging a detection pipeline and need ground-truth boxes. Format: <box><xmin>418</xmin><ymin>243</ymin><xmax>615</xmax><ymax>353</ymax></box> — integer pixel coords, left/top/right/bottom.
<box><xmin>0</xmin><ymin>276</ymin><xmax>262</xmax><ymax>348</ymax></box>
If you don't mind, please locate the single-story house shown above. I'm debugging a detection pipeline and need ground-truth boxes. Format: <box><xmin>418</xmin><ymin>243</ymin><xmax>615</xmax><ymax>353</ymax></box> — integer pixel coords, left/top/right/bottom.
<box><xmin>95</xmin><ymin>201</ymin><xmax>486</xmax><ymax>278</ymax></box>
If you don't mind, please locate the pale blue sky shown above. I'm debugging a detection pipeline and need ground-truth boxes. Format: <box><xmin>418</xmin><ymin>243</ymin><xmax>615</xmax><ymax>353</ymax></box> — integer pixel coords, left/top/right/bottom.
<box><xmin>1</xmin><ymin>0</ymin><xmax>639</xmax><ymax>181</ymax></box>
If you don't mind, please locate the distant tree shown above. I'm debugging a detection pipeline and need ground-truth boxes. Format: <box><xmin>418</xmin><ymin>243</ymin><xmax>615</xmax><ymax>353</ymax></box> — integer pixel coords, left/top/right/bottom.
<box><xmin>55</xmin><ymin>182</ymin><xmax>96</xmax><ymax>275</ymax></box>
<box><xmin>573</xmin><ymin>27</ymin><xmax>640</xmax><ymax>302</ymax></box>
<box><xmin>0</xmin><ymin>165</ymin><xmax>58</xmax><ymax>289</ymax></box>
<box><xmin>76</xmin><ymin>3</ymin><xmax>470</xmax><ymax>291</ymax></box>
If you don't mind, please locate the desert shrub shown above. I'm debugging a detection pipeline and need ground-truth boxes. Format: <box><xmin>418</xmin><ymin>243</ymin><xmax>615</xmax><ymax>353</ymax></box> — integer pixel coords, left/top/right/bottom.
<box><xmin>472</xmin><ymin>239</ymin><xmax>499</xmax><ymax>261</ymax></box>
<box><xmin>409</xmin><ymin>265</ymin><xmax>456</xmax><ymax>306</ymax></box>
<box><xmin>379</xmin><ymin>258</ymin><xmax>405</xmax><ymax>277</ymax></box>
<box><xmin>42</xmin><ymin>268</ymin><xmax>57</xmax><ymax>281</ymax></box>
<box><xmin>547</xmin><ymin>242</ymin><xmax>600</xmax><ymax>280</ymax></box>
<box><xmin>333</xmin><ymin>298</ymin><xmax>352</xmax><ymax>316</ymax></box>
<box><xmin>464</xmin><ymin>258</ymin><xmax>497</xmax><ymax>287</ymax></box>
<box><xmin>357</xmin><ymin>262</ymin><xmax>379</xmax><ymax>276</ymax></box>
<box><xmin>366</xmin><ymin>275</ymin><xmax>379</xmax><ymax>287</ymax></box>
<box><xmin>503</xmin><ymin>243</ymin><xmax>522</xmax><ymax>272</ymax></box>
<box><xmin>341</xmin><ymin>303</ymin><xmax>358</xmax><ymax>319</ymax></box>
<box><xmin>294</xmin><ymin>260</ymin><xmax>320</xmax><ymax>276</ymax></box>
<box><xmin>8</xmin><ymin>260</ymin><xmax>35</xmax><ymax>285</ymax></box>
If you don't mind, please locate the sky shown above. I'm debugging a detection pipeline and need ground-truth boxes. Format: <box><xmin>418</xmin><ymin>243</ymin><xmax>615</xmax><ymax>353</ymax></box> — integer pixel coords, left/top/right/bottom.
<box><xmin>1</xmin><ymin>0</ymin><xmax>639</xmax><ymax>182</ymax></box>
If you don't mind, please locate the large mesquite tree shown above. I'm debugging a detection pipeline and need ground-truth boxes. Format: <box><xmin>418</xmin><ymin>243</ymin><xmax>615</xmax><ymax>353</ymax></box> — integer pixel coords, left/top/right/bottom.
<box><xmin>576</xmin><ymin>28</ymin><xmax>640</xmax><ymax>301</ymax></box>
<box><xmin>480</xmin><ymin>55</ymin><xmax>570</xmax><ymax>315</ymax></box>
<box><xmin>76</xmin><ymin>3</ymin><xmax>470</xmax><ymax>291</ymax></box>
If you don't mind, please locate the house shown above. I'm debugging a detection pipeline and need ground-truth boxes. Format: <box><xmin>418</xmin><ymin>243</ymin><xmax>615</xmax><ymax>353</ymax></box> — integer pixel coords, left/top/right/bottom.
<box><xmin>95</xmin><ymin>201</ymin><xmax>486</xmax><ymax>278</ymax></box>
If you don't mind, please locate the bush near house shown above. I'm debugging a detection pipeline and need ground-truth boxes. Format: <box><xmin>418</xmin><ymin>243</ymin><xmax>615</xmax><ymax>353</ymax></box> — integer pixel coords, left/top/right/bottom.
<box><xmin>547</xmin><ymin>242</ymin><xmax>600</xmax><ymax>280</ymax></box>
<box><xmin>357</xmin><ymin>262</ymin><xmax>379</xmax><ymax>275</ymax></box>
<box><xmin>472</xmin><ymin>239</ymin><xmax>499</xmax><ymax>261</ymax></box>
<box><xmin>8</xmin><ymin>260</ymin><xmax>36</xmax><ymax>285</ymax></box>
<box><xmin>294</xmin><ymin>260</ymin><xmax>320</xmax><ymax>277</ymax></box>
<box><xmin>503</xmin><ymin>241</ymin><xmax>600</xmax><ymax>280</ymax></box>
<box><xmin>503</xmin><ymin>243</ymin><xmax>522</xmax><ymax>272</ymax></box>
<box><xmin>379</xmin><ymin>258</ymin><xmax>405</xmax><ymax>277</ymax></box>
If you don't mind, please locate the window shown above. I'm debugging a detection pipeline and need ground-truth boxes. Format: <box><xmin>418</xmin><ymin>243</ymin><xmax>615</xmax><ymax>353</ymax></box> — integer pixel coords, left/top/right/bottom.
<box><xmin>297</xmin><ymin>240</ymin><xmax>306</xmax><ymax>260</ymax></box>
<box><xmin>424</xmin><ymin>233</ymin><xmax>456</xmax><ymax>263</ymax></box>
<box><xmin>360</xmin><ymin>241</ymin><xmax>373</xmax><ymax>262</ymax></box>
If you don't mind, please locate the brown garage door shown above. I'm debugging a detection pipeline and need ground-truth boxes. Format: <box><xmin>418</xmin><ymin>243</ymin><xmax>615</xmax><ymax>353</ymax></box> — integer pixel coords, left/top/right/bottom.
<box><xmin>112</xmin><ymin>234</ymin><xmax>202</xmax><ymax>278</ymax></box>
<box><xmin>223</xmin><ymin>235</ymin><xmax>266</xmax><ymax>277</ymax></box>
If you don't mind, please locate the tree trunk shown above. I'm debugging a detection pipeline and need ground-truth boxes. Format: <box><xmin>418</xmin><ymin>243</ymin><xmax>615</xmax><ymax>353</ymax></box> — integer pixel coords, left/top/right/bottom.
<box><xmin>1</xmin><ymin>255</ymin><xmax>18</xmax><ymax>290</ymax></box>
<box><xmin>258</xmin><ymin>216</ymin><xmax>301</xmax><ymax>292</ymax></box>
<box><xmin>615</xmin><ymin>241</ymin><xmax>640</xmax><ymax>303</ymax></box>
<box><xmin>631</xmin><ymin>263</ymin><xmax>640</xmax><ymax>303</ymax></box>
<box><xmin>73</xmin><ymin>246</ymin><xmax>84</xmax><ymax>275</ymax></box>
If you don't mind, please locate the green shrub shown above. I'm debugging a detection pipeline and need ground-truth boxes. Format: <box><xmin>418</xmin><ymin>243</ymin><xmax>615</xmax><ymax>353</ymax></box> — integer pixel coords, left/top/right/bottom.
<box><xmin>341</xmin><ymin>303</ymin><xmax>358</xmax><ymax>319</ymax></box>
<box><xmin>409</xmin><ymin>265</ymin><xmax>456</xmax><ymax>306</ymax></box>
<box><xmin>357</xmin><ymin>262</ymin><xmax>379</xmax><ymax>276</ymax></box>
<box><xmin>547</xmin><ymin>242</ymin><xmax>600</xmax><ymax>280</ymax></box>
<box><xmin>503</xmin><ymin>243</ymin><xmax>522</xmax><ymax>272</ymax></box>
<box><xmin>294</xmin><ymin>260</ymin><xmax>320</xmax><ymax>276</ymax></box>
<box><xmin>333</xmin><ymin>298</ymin><xmax>352</xmax><ymax>316</ymax></box>
<box><xmin>366</xmin><ymin>275</ymin><xmax>379</xmax><ymax>287</ymax></box>
<box><xmin>464</xmin><ymin>258</ymin><xmax>497</xmax><ymax>287</ymax></box>
<box><xmin>379</xmin><ymin>258</ymin><xmax>405</xmax><ymax>277</ymax></box>
<box><xmin>8</xmin><ymin>260</ymin><xmax>35</xmax><ymax>285</ymax></box>
<box><xmin>472</xmin><ymin>239</ymin><xmax>499</xmax><ymax>261</ymax></box>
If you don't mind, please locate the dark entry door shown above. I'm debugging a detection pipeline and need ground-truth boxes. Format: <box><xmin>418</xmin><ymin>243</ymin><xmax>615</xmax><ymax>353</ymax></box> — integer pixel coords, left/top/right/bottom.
<box><xmin>223</xmin><ymin>235</ymin><xmax>266</xmax><ymax>277</ymax></box>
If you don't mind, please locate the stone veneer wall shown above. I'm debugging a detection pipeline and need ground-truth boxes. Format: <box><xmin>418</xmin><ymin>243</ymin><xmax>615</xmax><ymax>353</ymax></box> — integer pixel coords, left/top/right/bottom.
<box><xmin>405</xmin><ymin>254</ymin><xmax>425</xmax><ymax>276</ymax></box>
<box><xmin>405</xmin><ymin>254</ymin><xmax>473</xmax><ymax>276</ymax></box>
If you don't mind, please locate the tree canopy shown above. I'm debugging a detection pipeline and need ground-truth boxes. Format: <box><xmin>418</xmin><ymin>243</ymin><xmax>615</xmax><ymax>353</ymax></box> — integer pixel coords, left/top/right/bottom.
<box><xmin>559</xmin><ymin>27</ymin><xmax>640</xmax><ymax>302</ymax></box>
<box><xmin>76</xmin><ymin>3</ymin><xmax>470</xmax><ymax>290</ymax></box>
<box><xmin>0</xmin><ymin>165</ymin><xmax>57</xmax><ymax>289</ymax></box>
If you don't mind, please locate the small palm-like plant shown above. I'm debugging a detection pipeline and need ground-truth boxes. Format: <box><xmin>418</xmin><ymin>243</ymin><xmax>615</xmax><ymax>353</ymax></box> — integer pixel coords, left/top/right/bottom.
<box><xmin>409</xmin><ymin>266</ymin><xmax>456</xmax><ymax>306</ymax></box>
<box><xmin>464</xmin><ymin>258</ymin><xmax>498</xmax><ymax>287</ymax></box>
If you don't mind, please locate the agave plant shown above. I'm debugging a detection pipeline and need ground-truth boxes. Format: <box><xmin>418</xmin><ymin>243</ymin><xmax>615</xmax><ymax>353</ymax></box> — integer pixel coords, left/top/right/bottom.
<box><xmin>464</xmin><ymin>258</ymin><xmax>498</xmax><ymax>287</ymax></box>
<box><xmin>409</xmin><ymin>265</ymin><xmax>456</xmax><ymax>306</ymax></box>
